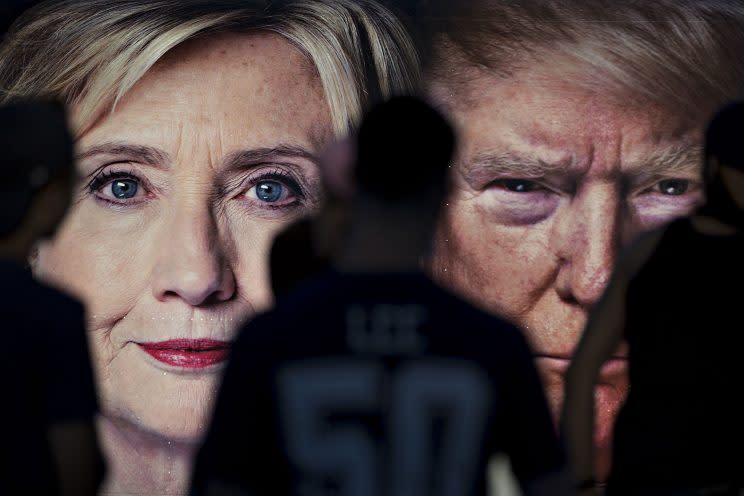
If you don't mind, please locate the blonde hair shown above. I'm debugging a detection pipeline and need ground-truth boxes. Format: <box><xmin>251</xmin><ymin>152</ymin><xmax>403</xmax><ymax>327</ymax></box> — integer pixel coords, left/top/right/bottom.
<box><xmin>422</xmin><ymin>0</ymin><xmax>744</xmax><ymax>116</ymax></box>
<box><xmin>0</xmin><ymin>0</ymin><xmax>420</xmax><ymax>137</ymax></box>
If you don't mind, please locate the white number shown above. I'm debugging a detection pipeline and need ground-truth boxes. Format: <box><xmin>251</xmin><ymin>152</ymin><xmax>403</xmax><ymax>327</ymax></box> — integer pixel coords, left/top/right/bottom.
<box><xmin>279</xmin><ymin>362</ymin><xmax>380</xmax><ymax>496</ymax></box>
<box><xmin>278</xmin><ymin>359</ymin><xmax>491</xmax><ymax>496</ymax></box>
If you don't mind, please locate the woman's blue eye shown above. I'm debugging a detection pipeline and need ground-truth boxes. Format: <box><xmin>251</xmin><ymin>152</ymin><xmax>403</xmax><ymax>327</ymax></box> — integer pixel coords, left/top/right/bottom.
<box><xmin>255</xmin><ymin>180</ymin><xmax>285</xmax><ymax>202</ymax></box>
<box><xmin>658</xmin><ymin>179</ymin><xmax>689</xmax><ymax>196</ymax></box>
<box><xmin>111</xmin><ymin>179</ymin><xmax>138</xmax><ymax>199</ymax></box>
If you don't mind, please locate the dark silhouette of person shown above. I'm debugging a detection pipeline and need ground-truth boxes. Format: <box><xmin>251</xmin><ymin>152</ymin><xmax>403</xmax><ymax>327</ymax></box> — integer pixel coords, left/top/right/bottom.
<box><xmin>563</xmin><ymin>102</ymin><xmax>744</xmax><ymax>496</ymax></box>
<box><xmin>0</xmin><ymin>101</ymin><xmax>104</xmax><ymax>496</ymax></box>
<box><xmin>190</xmin><ymin>97</ymin><xmax>573</xmax><ymax>496</ymax></box>
<box><xmin>269</xmin><ymin>140</ymin><xmax>355</xmax><ymax>300</ymax></box>
<box><xmin>269</xmin><ymin>216</ymin><xmax>326</xmax><ymax>299</ymax></box>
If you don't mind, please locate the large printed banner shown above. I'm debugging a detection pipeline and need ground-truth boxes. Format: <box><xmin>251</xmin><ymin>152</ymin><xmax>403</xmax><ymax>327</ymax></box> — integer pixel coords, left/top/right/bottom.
<box><xmin>2</xmin><ymin>1</ymin><xmax>742</xmax><ymax>494</ymax></box>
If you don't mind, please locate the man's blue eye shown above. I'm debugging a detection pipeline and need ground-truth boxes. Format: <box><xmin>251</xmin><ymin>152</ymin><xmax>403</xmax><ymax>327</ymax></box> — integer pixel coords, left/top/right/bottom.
<box><xmin>111</xmin><ymin>179</ymin><xmax>138</xmax><ymax>199</ymax></box>
<box><xmin>256</xmin><ymin>180</ymin><xmax>285</xmax><ymax>202</ymax></box>
<box><xmin>658</xmin><ymin>179</ymin><xmax>689</xmax><ymax>196</ymax></box>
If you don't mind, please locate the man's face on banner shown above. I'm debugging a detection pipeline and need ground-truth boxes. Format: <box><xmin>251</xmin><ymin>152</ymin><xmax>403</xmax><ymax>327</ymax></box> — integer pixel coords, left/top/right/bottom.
<box><xmin>429</xmin><ymin>63</ymin><xmax>704</xmax><ymax>477</ymax></box>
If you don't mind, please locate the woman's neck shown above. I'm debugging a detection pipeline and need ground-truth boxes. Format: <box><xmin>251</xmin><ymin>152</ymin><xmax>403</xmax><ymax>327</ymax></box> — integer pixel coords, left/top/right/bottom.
<box><xmin>97</xmin><ymin>414</ymin><xmax>197</xmax><ymax>495</ymax></box>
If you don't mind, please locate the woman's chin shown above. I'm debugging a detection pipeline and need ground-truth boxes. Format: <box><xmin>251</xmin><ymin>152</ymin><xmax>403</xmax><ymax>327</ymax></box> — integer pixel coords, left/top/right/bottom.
<box><xmin>100</xmin><ymin>357</ymin><xmax>224</xmax><ymax>443</ymax></box>
<box><xmin>134</xmin><ymin>404</ymin><xmax>214</xmax><ymax>444</ymax></box>
<box><xmin>103</xmin><ymin>399</ymin><xmax>216</xmax><ymax>445</ymax></box>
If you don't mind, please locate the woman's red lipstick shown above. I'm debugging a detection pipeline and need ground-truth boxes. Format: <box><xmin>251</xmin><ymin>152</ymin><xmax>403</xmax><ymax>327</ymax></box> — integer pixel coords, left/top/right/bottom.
<box><xmin>138</xmin><ymin>339</ymin><xmax>230</xmax><ymax>368</ymax></box>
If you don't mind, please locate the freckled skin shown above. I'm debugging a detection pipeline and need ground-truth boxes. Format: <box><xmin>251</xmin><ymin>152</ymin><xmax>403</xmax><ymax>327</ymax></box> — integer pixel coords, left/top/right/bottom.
<box><xmin>34</xmin><ymin>32</ymin><xmax>332</xmax><ymax>493</ymax></box>
<box><xmin>429</xmin><ymin>66</ymin><xmax>706</xmax><ymax>479</ymax></box>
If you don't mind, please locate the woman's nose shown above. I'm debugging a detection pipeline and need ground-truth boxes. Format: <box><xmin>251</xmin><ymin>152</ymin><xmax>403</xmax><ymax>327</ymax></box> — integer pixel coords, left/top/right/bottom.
<box><xmin>151</xmin><ymin>205</ymin><xmax>236</xmax><ymax>306</ymax></box>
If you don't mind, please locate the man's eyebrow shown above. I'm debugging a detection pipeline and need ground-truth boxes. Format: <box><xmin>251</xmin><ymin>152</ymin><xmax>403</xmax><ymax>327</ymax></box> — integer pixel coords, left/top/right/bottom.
<box><xmin>76</xmin><ymin>142</ymin><xmax>170</xmax><ymax>167</ymax></box>
<box><xmin>461</xmin><ymin>152</ymin><xmax>572</xmax><ymax>185</ymax></box>
<box><xmin>461</xmin><ymin>144</ymin><xmax>703</xmax><ymax>185</ymax></box>
<box><xmin>626</xmin><ymin>142</ymin><xmax>702</xmax><ymax>179</ymax></box>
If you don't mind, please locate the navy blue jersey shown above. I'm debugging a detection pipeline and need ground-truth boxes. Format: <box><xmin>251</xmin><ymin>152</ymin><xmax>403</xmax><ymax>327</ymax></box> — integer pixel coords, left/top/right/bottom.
<box><xmin>0</xmin><ymin>261</ymin><xmax>99</xmax><ymax>494</ymax></box>
<box><xmin>192</xmin><ymin>271</ymin><xmax>564</xmax><ymax>496</ymax></box>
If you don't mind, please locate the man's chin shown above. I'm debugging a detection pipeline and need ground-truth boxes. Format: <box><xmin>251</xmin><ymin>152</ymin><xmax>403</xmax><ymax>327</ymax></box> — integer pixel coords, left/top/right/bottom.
<box><xmin>534</xmin><ymin>356</ymin><xmax>629</xmax><ymax>481</ymax></box>
<box><xmin>592</xmin><ymin>379</ymin><xmax>629</xmax><ymax>479</ymax></box>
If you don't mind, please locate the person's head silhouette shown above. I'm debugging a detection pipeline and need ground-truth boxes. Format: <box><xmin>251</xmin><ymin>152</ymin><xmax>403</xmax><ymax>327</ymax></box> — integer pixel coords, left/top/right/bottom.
<box><xmin>355</xmin><ymin>96</ymin><xmax>454</xmax><ymax>206</ymax></box>
<box><xmin>699</xmin><ymin>102</ymin><xmax>744</xmax><ymax>228</ymax></box>
<box><xmin>335</xmin><ymin>96</ymin><xmax>455</xmax><ymax>273</ymax></box>
<box><xmin>0</xmin><ymin>100</ymin><xmax>74</xmax><ymax>262</ymax></box>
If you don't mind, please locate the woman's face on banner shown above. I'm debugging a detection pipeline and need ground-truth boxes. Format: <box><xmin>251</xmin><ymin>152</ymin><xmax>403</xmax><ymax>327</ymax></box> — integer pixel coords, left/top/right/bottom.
<box><xmin>429</xmin><ymin>64</ymin><xmax>705</xmax><ymax>477</ymax></box>
<box><xmin>35</xmin><ymin>32</ymin><xmax>332</xmax><ymax>441</ymax></box>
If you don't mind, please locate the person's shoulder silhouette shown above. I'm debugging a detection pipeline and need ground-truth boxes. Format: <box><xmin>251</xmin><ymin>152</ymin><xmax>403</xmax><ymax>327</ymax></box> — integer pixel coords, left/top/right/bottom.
<box><xmin>564</xmin><ymin>101</ymin><xmax>744</xmax><ymax>495</ymax></box>
<box><xmin>614</xmin><ymin>103</ymin><xmax>744</xmax><ymax>490</ymax></box>
<box><xmin>0</xmin><ymin>101</ymin><xmax>103</xmax><ymax>496</ymax></box>
<box><xmin>192</xmin><ymin>97</ymin><xmax>571</xmax><ymax>496</ymax></box>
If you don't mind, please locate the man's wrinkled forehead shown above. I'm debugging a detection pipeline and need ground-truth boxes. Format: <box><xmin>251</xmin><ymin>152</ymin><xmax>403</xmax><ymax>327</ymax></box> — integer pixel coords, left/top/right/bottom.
<box><xmin>428</xmin><ymin>60</ymin><xmax>705</xmax><ymax>182</ymax></box>
<box><xmin>433</xmin><ymin>52</ymin><xmax>635</xmax><ymax>117</ymax></box>
<box><xmin>426</xmin><ymin>31</ymin><xmax>730</xmax><ymax>132</ymax></box>
<box><xmin>458</xmin><ymin>143</ymin><xmax>702</xmax><ymax>187</ymax></box>
<box><xmin>428</xmin><ymin>43</ymin><xmax>708</xmax><ymax>136</ymax></box>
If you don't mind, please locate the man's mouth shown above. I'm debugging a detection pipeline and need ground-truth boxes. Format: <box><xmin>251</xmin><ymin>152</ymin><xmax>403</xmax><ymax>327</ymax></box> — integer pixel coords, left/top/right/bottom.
<box><xmin>137</xmin><ymin>339</ymin><xmax>231</xmax><ymax>368</ymax></box>
<box><xmin>534</xmin><ymin>354</ymin><xmax>628</xmax><ymax>381</ymax></box>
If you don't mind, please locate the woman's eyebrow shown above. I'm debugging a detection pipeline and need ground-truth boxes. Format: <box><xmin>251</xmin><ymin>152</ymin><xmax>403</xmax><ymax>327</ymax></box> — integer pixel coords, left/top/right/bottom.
<box><xmin>76</xmin><ymin>142</ymin><xmax>320</xmax><ymax>172</ymax></box>
<box><xmin>75</xmin><ymin>141</ymin><xmax>170</xmax><ymax>167</ymax></box>
<box><xmin>211</xmin><ymin>145</ymin><xmax>323</xmax><ymax>203</ymax></box>
<box><xmin>220</xmin><ymin>145</ymin><xmax>320</xmax><ymax>171</ymax></box>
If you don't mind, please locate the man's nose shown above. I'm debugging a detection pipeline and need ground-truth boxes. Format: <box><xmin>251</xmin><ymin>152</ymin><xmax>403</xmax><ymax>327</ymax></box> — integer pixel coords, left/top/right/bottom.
<box><xmin>151</xmin><ymin>201</ymin><xmax>236</xmax><ymax>306</ymax></box>
<box><xmin>554</xmin><ymin>185</ymin><xmax>621</xmax><ymax>308</ymax></box>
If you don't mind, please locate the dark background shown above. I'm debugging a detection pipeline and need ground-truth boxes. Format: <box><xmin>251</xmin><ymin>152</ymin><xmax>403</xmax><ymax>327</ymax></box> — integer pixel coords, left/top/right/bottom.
<box><xmin>0</xmin><ymin>0</ymin><xmax>40</xmax><ymax>34</ymax></box>
<box><xmin>0</xmin><ymin>0</ymin><xmax>422</xmax><ymax>36</ymax></box>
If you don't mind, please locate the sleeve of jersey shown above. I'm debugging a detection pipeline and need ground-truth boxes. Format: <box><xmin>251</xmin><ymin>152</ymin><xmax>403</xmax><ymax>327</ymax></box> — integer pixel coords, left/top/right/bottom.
<box><xmin>191</xmin><ymin>313</ymin><xmax>290</xmax><ymax>496</ymax></box>
<box><xmin>499</xmin><ymin>329</ymin><xmax>568</xmax><ymax>488</ymax></box>
<box><xmin>44</xmin><ymin>295</ymin><xmax>99</xmax><ymax>422</ymax></box>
